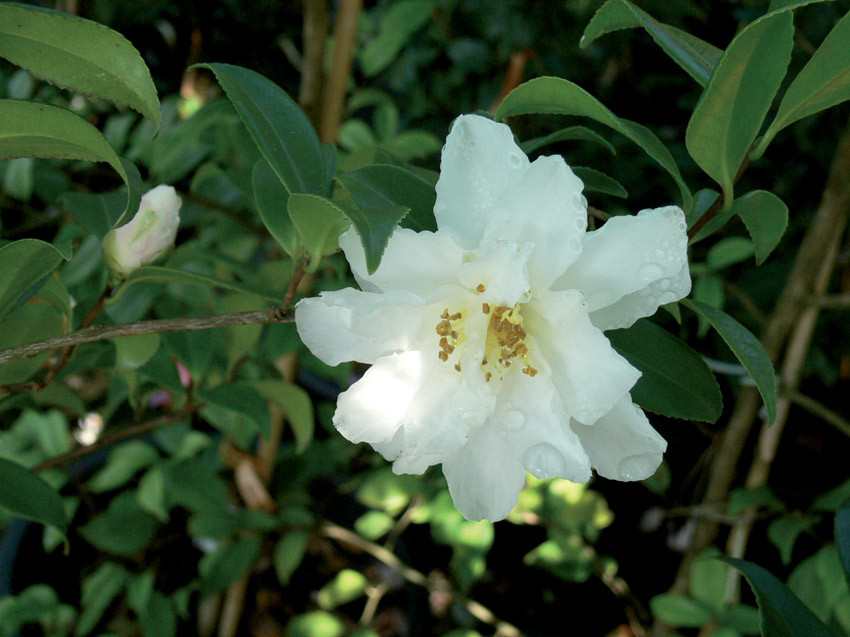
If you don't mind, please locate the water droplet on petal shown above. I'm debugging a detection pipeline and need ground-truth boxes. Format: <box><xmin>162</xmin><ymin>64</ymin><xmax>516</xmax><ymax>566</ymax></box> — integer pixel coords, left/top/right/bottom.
<box><xmin>509</xmin><ymin>152</ymin><xmax>522</xmax><ymax>168</ymax></box>
<box><xmin>575</xmin><ymin>216</ymin><xmax>587</xmax><ymax>231</ymax></box>
<box><xmin>638</xmin><ymin>263</ymin><xmax>663</xmax><ymax>282</ymax></box>
<box><xmin>571</xmin><ymin>192</ymin><xmax>585</xmax><ymax>211</ymax></box>
<box><xmin>677</xmin><ymin>221</ymin><xmax>687</xmax><ymax>232</ymax></box>
<box><xmin>659</xmin><ymin>279</ymin><xmax>670</xmax><ymax>290</ymax></box>
<box><xmin>617</xmin><ymin>452</ymin><xmax>659</xmax><ymax>481</ymax></box>
<box><xmin>524</xmin><ymin>444</ymin><xmax>567</xmax><ymax>479</ymax></box>
<box><xmin>502</xmin><ymin>409</ymin><xmax>526</xmax><ymax>431</ymax></box>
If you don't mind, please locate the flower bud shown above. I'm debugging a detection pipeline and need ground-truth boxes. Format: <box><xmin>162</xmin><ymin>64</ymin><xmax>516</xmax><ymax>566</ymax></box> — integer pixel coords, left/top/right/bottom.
<box><xmin>102</xmin><ymin>185</ymin><xmax>181</xmax><ymax>283</ymax></box>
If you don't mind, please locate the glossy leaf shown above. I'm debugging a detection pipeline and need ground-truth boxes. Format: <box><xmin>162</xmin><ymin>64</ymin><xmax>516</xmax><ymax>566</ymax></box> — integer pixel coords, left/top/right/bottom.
<box><xmin>0</xmin><ymin>3</ymin><xmax>160</xmax><ymax>126</ymax></box>
<box><xmin>520</xmin><ymin>125</ymin><xmax>617</xmax><ymax>155</ymax></box>
<box><xmin>572</xmin><ymin>166</ymin><xmax>628</xmax><ymax>198</ymax></box>
<box><xmin>717</xmin><ymin>556</ymin><xmax>836</xmax><ymax>637</ymax></box>
<box><xmin>495</xmin><ymin>77</ymin><xmax>691</xmax><ymax>211</ymax></box>
<box><xmin>0</xmin><ymin>100</ymin><xmax>139</xmax><ymax>217</ymax></box>
<box><xmin>199</xmin><ymin>536</ymin><xmax>261</xmax><ymax>597</ymax></box>
<box><xmin>685</xmin><ymin>13</ymin><xmax>794</xmax><ymax>205</ymax></box>
<box><xmin>581</xmin><ymin>0</ymin><xmax>721</xmax><ymax>86</ymax></box>
<box><xmin>248</xmin><ymin>380</ymin><xmax>314</xmax><ymax>452</ymax></box>
<box><xmin>274</xmin><ymin>531</ymin><xmax>310</xmax><ymax>585</ymax></box>
<box><xmin>287</xmin><ymin>193</ymin><xmax>349</xmax><ymax>272</ymax></box>
<box><xmin>0</xmin><ymin>457</ymin><xmax>67</xmax><ymax>535</ymax></box>
<box><xmin>252</xmin><ymin>159</ymin><xmax>299</xmax><ymax>257</ymax></box>
<box><xmin>336</xmin><ymin>163</ymin><xmax>437</xmax><ymax>232</ymax></box>
<box><xmin>734</xmin><ymin>190</ymin><xmax>789</xmax><ymax>264</ymax></box>
<box><xmin>758</xmin><ymin>9</ymin><xmax>850</xmax><ymax>156</ymax></box>
<box><xmin>198</xmin><ymin>383</ymin><xmax>271</xmax><ymax>440</ymax></box>
<box><xmin>342</xmin><ymin>202</ymin><xmax>408</xmax><ymax>274</ymax></box>
<box><xmin>196</xmin><ymin>63</ymin><xmax>326</xmax><ymax>195</ymax></box>
<box><xmin>684</xmin><ymin>300</ymin><xmax>776</xmax><ymax>423</ymax></box>
<box><xmin>0</xmin><ymin>239</ymin><xmax>69</xmax><ymax>322</ymax></box>
<box><xmin>608</xmin><ymin>319</ymin><xmax>722</xmax><ymax>422</ymax></box>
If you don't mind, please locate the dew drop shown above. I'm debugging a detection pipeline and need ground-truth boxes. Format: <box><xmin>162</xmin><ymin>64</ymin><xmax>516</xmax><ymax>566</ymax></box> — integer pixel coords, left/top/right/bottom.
<box><xmin>575</xmin><ymin>215</ymin><xmax>587</xmax><ymax>231</ymax></box>
<box><xmin>654</xmin><ymin>248</ymin><xmax>664</xmax><ymax>258</ymax></box>
<box><xmin>509</xmin><ymin>152</ymin><xmax>522</xmax><ymax>168</ymax></box>
<box><xmin>617</xmin><ymin>452</ymin><xmax>659</xmax><ymax>481</ymax></box>
<box><xmin>502</xmin><ymin>409</ymin><xmax>526</xmax><ymax>431</ymax></box>
<box><xmin>637</xmin><ymin>263</ymin><xmax>663</xmax><ymax>281</ymax></box>
<box><xmin>658</xmin><ymin>291</ymin><xmax>677</xmax><ymax>305</ymax></box>
<box><xmin>569</xmin><ymin>237</ymin><xmax>582</xmax><ymax>253</ymax></box>
<box><xmin>524</xmin><ymin>444</ymin><xmax>567</xmax><ymax>479</ymax></box>
<box><xmin>571</xmin><ymin>192</ymin><xmax>585</xmax><ymax>210</ymax></box>
<box><xmin>677</xmin><ymin>221</ymin><xmax>687</xmax><ymax>232</ymax></box>
<box><xmin>659</xmin><ymin>279</ymin><xmax>671</xmax><ymax>290</ymax></box>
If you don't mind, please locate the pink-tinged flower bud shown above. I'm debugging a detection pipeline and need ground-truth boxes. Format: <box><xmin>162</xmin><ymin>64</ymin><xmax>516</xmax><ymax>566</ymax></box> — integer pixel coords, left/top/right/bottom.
<box><xmin>102</xmin><ymin>185</ymin><xmax>181</xmax><ymax>283</ymax></box>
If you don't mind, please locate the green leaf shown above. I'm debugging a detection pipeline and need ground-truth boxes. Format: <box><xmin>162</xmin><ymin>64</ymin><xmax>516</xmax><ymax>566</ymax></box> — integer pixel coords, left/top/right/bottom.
<box><xmin>691</xmin><ymin>550</ymin><xmax>728</xmax><ymax>613</ymax></box>
<box><xmin>336</xmin><ymin>163</ymin><xmax>437</xmax><ymax>232</ymax></box>
<box><xmin>0</xmin><ymin>297</ymin><xmax>66</xmax><ymax>386</ymax></box>
<box><xmin>0</xmin><ymin>3</ymin><xmax>160</xmax><ymax>126</ymax></box>
<box><xmin>683</xmin><ymin>299</ymin><xmax>776</xmax><ymax>423</ymax></box>
<box><xmin>164</xmin><ymin>459</ymin><xmax>229</xmax><ymax>513</ymax></box>
<box><xmin>115</xmin><ymin>333</ymin><xmax>160</xmax><ymax>370</ymax></box>
<box><xmin>287</xmin><ymin>611</ymin><xmax>345</xmax><ymax>637</ymax></box>
<box><xmin>252</xmin><ymin>159</ymin><xmax>298</xmax><ymax>257</ymax></box>
<box><xmin>317</xmin><ymin>569</ymin><xmax>368</xmax><ymax>610</ymax></box>
<box><xmin>198</xmin><ymin>382</ymin><xmax>272</xmax><ymax>440</ymax></box>
<box><xmin>572</xmin><ymin>166</ymin><xmax>628</xmax><ymax>198</ymax></box>
<box><xmin>79</xmin><ymin>491</ymin><xmax>159</xmax><ymax>555</ymax></box>
<box><xmin>110</xmin><ymin>265</ymin><xmax>279</xmax><ymax>305</ymax></box>
<box><xmin>769</xmin><ymin>515</ymin><xmax>818</xmax><ymax>565</ymax></box>
<box><xmin>342</xmin><ymin>202</ymin><xmax>408</xmax><ymax>274</ymax></box>
<box><xmin>608</xmin><ymin>319</ymin><xmax>722</xmax><ymax>422</ymax></box>
<box><xmin>650</xmin><ymin>593</ymin><xmax>713</xmax><ymax>627</ymax></box>
<box><xmin>199</xmin><ymin>536</ymin><xmax>260</xmax><ymax>597</ymax></box>
<box><xmin>76</xmin><ymin>563</ymin><xmax>128</xmax><ymax>637</ymax></box>
<box><xmin>137</xmin><ymin>467</ymin><xmax>168</xmax><ymax>522</ymax></box>
<box><xmin>735</xmin><ymin>191</ymin><xmax>789</xmax><ymax>264</ymax></box>
<box><xmin>355</xmin><ymin>511</ymin><xmax>394</xmax><ymax>540</ymax></box>
<box><xmin>273</xmin><ymin>531</ymin><xmax>310</xmax><ymax>585</ymax></box>
<box><xmin>0</xmin><ymin>457</ymin><xmax>67</xmax><ymax>535</ymax></box>
<box><xmin>707</xmin><ymin>237</ymin><xmax>755</xmax><ymax>270</ymax></box>
<box><xmin>0</xmin><ymin>100</ymin><xmax>139</xmax><ymax>218</ymax></box>
<box><xmin>581</xmin><ymin>0</ymin><xmax>722</xmax><ymax>86</ymax></box>
<box><xmin>60</xmin><ymin>190</ymin><xmax>127</xmax><ymax>240</ymax></box>
<box><xmin>88</xmin><ymin>441</ymin><xmax>159</xmax><ymax>493</ymax></box>
<box><xmin>495</xmin><ymin>77</ymin><xmax>691</xmax><ymax>211</ymax></box>
<box><xmin>519</xmin><ymin>125</ymin><xmax>617</xmax><ymax>155</ymax></box>
<box><xmin>685</xmin><ymin>12</ymin><xmax>794</xmax><ymax>205</ymax></box>
<box><xmin>758</xmin><ymin>9</ymin><xmax>850</xmax><ymax>155</ymax></box>
<box><xmin>196</xmin><ymin>63</ymin><xmax>326</xmax><ymax>195</ymax></box>
<box><xmin>248</xmin><ymin>380</ymin><xmax>314</xmax><ymax>452</ymax></box>
<box><xmin>360</xmin><ymin>0</ymin><xmax>435</xmax><ymax>77</ymax></box>
<box><xmin>717</xmin><ymin>556</ymin><xmax>836</xmax><ymax>637</ymax></box>
<box><xmin>837</xmin><ymin>504</ymin><xmax>850</xmax><ymax>592</ymax></box>
<box><xmin>137</xmin><ymin>592</ymin><xmax>175</xmax><ymax>637</ymax></box>
<box><xmin>356</xmin><ymin>468</ymin><xmax>417</xmax><ymax>515</ymax></box>
<box><xmin>0</xmin><ymin>238</ymin><xmax>69</xmax><ymax>322</ymax></box>
<box><xmin>287</xmin><ymin>193</ymin><xmax>349</xmax><ymax>272</ymax></box>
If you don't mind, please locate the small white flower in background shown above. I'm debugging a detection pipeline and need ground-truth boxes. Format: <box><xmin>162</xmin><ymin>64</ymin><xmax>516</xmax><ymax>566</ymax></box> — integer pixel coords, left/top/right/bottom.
<box><xmin>296</xmin><ymin>115</ymin><xmax>691</xmax><ymax>522</ymax></box>
<box><xmin>102</xmin><ymin>185</ymin><xmax>181</xmax><ymax>283</ymax></box>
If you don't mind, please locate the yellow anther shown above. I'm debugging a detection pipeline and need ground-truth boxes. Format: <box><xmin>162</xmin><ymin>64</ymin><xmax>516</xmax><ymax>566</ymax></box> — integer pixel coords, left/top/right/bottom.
<box><xmin>476</xmin><ymin>283</ymin><xmax>485</xmax><ymax>293</ymax></box>
<box><xmin>438</xmin><ymin>351</ymin><xmax>449</xmax><ymax>362</ymax></box>
<box><xmin>482</xmin><ymin>302</ymin><xmax>490</xmax><ymax>314</ymax></box>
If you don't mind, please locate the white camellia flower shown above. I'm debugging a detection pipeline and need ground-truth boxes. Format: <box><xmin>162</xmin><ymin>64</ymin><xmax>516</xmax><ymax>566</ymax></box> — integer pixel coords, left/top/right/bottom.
<box><xmin>102</xmin><ymin>185</ymin><xmax>182</xmax><ymax>283</ymax></box>
<box><xmin>296</xmin><ymin>114</ymin><xmax>690</xmax><ymax>521</ymax></box>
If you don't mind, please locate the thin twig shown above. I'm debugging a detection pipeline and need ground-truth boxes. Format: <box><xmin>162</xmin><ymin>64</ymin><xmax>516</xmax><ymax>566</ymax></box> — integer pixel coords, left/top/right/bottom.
<box><xmin>0</xmin><ymin>307</ymin><xmax>294</xmax><ymax>366</ymax></box>
<box><xmin>319</xmin><ymin>0</ymin><xmax>363</xmax><ymax>143</ymax></box>
<box><xmin>33</xmin><ymin>406</ymin><xmax>194</xmax><ymax>473</ymax></box>
<box><xmin>784</xmin><ymin>390</ymin><xmax>850</xmax><ymax>438</ymax></box>
<box><xmin>320</xmin><ymin>522</ymin><xmax>522</xmax><ymax>637</ymax></box>
<box><xmin>299</xmin><ymin>0</ymin><xmax>330</xmax><ymax>126</ymax></box>
<box><xmin>807</xmin><ymin>292</ymin><xmax>850</xmax><ymax>309</ymax></box>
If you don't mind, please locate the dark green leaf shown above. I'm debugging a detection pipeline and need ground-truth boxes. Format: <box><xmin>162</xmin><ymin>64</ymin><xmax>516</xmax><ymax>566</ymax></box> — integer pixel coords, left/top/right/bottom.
<box><xmin>581</xmin><ymin>0</ymin><xmax>722</xmax><ymax>86</ymax></box>
<box><xmin>198</xmin><ymin>383</ymin><xmax>271</xmax><ymax>440</ymax></box>
<box><xmin>495</xmin><ymin>77</ymin><xmax>691</xmax><ymax>211</ymax></box>
<box><xmin>837</xmin><ymin>504</ymin><xmax>850</xmax><ymax>592</ymax></box>
<box><xmin>336</xmin><ymin>164</ymin><xmax>437</xmax><ymax>232</ymax></box>
<box><xmin>717</xmin><ymin>556</ymin><xmax>836</xmax><ymax>637</ymax></box>
<box><xmin>199</xmin><ymin>536</ymin><xmax>260</xmax><ymax>597</ymax></box>
<box><xmin>650</xmin><ymin>593</ymin><xmax>713</xmax><ymax>627</ymax></box>
<box><xmin>572</xmin><ymin>166</ymin><xmax>628</xmax><ymax>198</ymax></box>
<box><xmin>164</xmin><ymin>459</ymin><xmax>229</xmax><ymax>513</ymax></box>
<box><xmin>249</xmin><ymin>380</ymin><xmax>314</xmax><ymax>452</ymax></box>
<box><xmin>88</xmin><ymin>441</ymin><xmax>159</xmax><ymax>493</ymax></box>
<box><xmin>0</xmin><ymin>457</ymin><xmax>67</xmax><ymax>535</ymax></box>
<box><xmin>79</xmin><ymin>491</ymin><xmax>159</xmax><ymax>555</ymax></box>
<box><xmin>274</xmin><ymin>531</ymin><xmax>309</xmax><ymax>585</ymax></box>
<box><xmin>769</xmin><ymin>515</ymin><xmax>818</xmax><ymax>565</ymax></box>
<box><xmin>685</xmin><ymin>13</ymin><xmax>794</xmax><ymax>205</ymax></box>
<box><xmin>341</xmin><ymin>202</ymin><xmax>408</xmax><ymax>274</ymax></box>
<box><xmin>608</xmin><ymin>319</ymin><xmax>722</xmax><ymax>422</ymax></box>
<box><xmin>0</xmin><ymin>239</ymin><xmax>69</xmax><ymax>322</ymax></box>
<box><xmin>76</xmin><ymin>563</ymin><xmax>128</xmax><ymax>637</ymax></box>
<box><xmin>0</xmin><ymin>3</ymin><xmax>160</xmax><ymax>126</ymax></box>
<box><xmin>359</xmin><ymin>0</ymin><xmax>435</xmax><ymax>77</ymax></box>
<box><xmin>252</xmin><ymin>159</ymin><xmax>298</xmax><ymax>257</ymax></box>
<box><xmin>683</xmin><ymin>300</ymin><xmax>776</xmax><ymax>423</ymax></box>
<box><xmin>60</xmin><ymin>190</ymin><xmax>126</xmax><ymax>240</ymax></box>
<box><xmin>196</xmin><ymin>63</ymin><xmax>326</xmax><ymax>195</ymax></box>
<box><xmin>520</xmin><ymin>125</ymin><xmax>617</xmax><ymax>155</ymax></box>
<box><xmin>287</xmin><ymin>193</ymin><xmax>349</xmax><ymax>272</ymax></box>
<box><xmin>758</xmin><ymin>10</ymin><xmax>850</xmax><ymax>156</ymax></box>
<box><xmin>735</xmin><ymin>191</ymin><xmax>789</xmax><ymax>265</ymax></box>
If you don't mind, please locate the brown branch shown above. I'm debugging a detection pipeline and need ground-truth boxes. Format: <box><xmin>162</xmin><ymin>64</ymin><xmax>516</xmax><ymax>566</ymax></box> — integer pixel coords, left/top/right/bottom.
<box><xmin>807</xmin><ymin>292</ymin><xmax>850</xmax><ymax>309</ymax></box>
<box><xmin>33</xmin><ymin>406</ymin><xmax>193</xmax><ymax>473</ymax></box>
<box><xmin>0</xmin><ymin>307</ymin><xmax>294</xmax><ymax>366</ymax></box>
<box><xmin>319</xmin><ymin>0</ymin><xmax>363</xmax><ymax>143</ymax></box>
<box><xmin>667</xmin><ymin>117</ymin><xmax>850</xmax><ymax>600</ymax></box>
<box><xmin>299</xmin><ymin>0</ymin><xmax>330</xmax><ymax>126</ymax></box>
<box><xmin>784</xmin><ymin>390</ymin><xmax>850</xmax><ymax>438</ymax></box>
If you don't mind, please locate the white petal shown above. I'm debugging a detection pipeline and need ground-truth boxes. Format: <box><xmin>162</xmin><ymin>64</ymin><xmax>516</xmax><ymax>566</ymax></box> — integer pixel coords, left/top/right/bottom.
<box><xmin>525</xmin><ymin>290</ymin><xmax>640</xmax><ymax>425</ymax></box>
<box><xmin>554</xmin><ymin>206</ymin><xmax>690</xmax><ymax>329</ymax></box>
<box><xmin>434</xmin><ymin>115</ymin><xmax>528</xmax><ymax>248</ymax></box>
<box><xmin>458</xmin><ymin>239</ymin><xmax>533</xmax><ymax>307</ymax></box>
<box><xmin>295</xmin><ymin>288</ymin><xmax>425</xmax><ymax>365</ymax></box>
<box><xmin>442</xmin><ymin>427</ymin><xmax>526</xmax><ymax>521</ymax></box>
<box><xmin>340</xmin><ymin>226</ymin><xmax>464</xmax><ymax>301</ymax></box>
<box><xmin>492</xmin><ymin>367</ymin><xmax>591</xmax><ymax>483</ymax></box>
<box><xmin>333</xmin><ymin>351</ymin><xmax>422</xmax><ymax>443</ymax></box>
<box><xmin>570</xmin><ymin>395</ymin><xmax>666</xmax><ymax>481</ymax></box>
<box><xmin>482</xmin><ymin>155</ymin><xmax>587</xmax><ymax>292</ymax></box>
